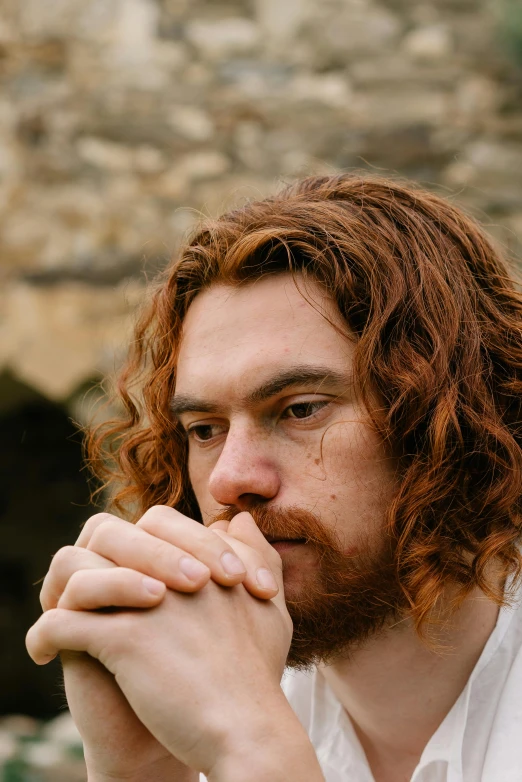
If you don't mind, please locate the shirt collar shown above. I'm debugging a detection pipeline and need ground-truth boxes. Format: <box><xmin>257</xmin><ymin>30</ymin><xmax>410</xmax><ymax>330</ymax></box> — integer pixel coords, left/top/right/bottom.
<box><xmin>311</xmin><ymin>584</ymin><xmax>521</xmax><ymax>782</ymax></box>
<box><xmin>412</xmin><ymin>588</ymin><xmax>520</xmax><ymax>781</ymax></box>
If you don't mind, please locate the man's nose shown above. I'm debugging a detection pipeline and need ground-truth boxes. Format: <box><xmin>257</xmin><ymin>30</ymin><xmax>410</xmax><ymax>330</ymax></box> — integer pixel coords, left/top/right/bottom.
<box><xmin>208</xmin><ymin>426</ymin><xmax>280</xmax><ymax>509</ymax></box>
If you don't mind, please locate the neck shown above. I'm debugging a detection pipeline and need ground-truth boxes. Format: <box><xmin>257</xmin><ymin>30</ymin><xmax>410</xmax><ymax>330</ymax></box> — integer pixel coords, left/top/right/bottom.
<box><xmin>319</xmin><ymin>588</ymin><xmax>499</xmax><ymax>782</ymax></box>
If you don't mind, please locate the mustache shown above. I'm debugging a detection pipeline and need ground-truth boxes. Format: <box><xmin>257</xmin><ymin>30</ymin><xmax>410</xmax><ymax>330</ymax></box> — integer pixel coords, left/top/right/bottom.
<box><xmin>211</xmin><ymin>504</ymin><xmax>344</xmax><ymax>552</ymax></box>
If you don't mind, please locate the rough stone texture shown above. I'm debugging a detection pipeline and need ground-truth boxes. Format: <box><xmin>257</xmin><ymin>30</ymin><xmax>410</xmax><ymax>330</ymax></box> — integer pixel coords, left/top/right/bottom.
<box><xmin>0</xmin><ymin>0</ymin><xmax>521</xmax><ymax>405</ymax></box>
<box><xmin>0</xmin><ymin>376</ymin><xmax>99</xmax><ymax>720</ymax></box>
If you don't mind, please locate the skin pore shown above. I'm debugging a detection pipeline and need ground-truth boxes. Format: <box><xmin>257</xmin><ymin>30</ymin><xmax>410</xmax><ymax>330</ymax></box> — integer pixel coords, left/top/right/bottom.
<box><xmin>173</xmin><ymin>273</ymin><xmax>500</xmax><ymax>782</ymax></box>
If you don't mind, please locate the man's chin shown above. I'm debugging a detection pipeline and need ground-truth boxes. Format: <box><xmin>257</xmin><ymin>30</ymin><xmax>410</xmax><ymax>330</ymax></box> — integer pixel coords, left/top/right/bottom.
<box><xmin>284</xmin><ymin>603</ymin><xmax>399</xmax><ymax>671</ymax></box>
<box><xmin>282</xmin><ymin>578</ymin><xmax>312</xmax><ymax>605</ymax></box>
<box><xmin>282</xmin><ymin>559</ymin><xmax>404</xmax><ymax>669</ymax></box>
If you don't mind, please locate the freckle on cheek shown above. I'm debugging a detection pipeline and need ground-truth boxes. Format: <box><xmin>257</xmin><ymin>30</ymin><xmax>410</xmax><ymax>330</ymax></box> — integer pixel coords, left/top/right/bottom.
<box><xmin>314</xmin><ymin>458</ymin><xmax>320</xmax><ymax>465</ymax></box>
<box><xmin>330</xmin><ymin>494</ymin><xmax>336</xmax><ymax>500</ymax></box>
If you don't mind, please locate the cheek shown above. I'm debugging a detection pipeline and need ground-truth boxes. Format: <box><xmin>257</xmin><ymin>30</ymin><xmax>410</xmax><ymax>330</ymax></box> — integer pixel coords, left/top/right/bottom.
<box><xmin>320</xmin><ymin>420</ymin><xmax>396</xmax><ymax>532</ymax></box>
<box><xmin>322</xmin><ymin>419</ymin><xmax>388</xmax><ymax>483</ymax></box>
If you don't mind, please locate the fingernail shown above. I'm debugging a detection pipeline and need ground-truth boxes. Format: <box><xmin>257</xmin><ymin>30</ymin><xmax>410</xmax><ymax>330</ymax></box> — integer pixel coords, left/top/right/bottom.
<box><xmin>256</xmin><ymin>568</ymin><xmax>278</xmax><ymax>592</ymax></box>
<box><xmin>179</xmin><ymin>556</ymin><xmax>209</xmax><ymax>582</ymax></box>
<box><xmin>221</xmin><ymin>551</ymin><xmax>246</xmax><ymax>576</ymax></box>
<box><xmin>142</xmin><ymin>576</ymin><xmax>165</xmax><ymax>596</ymax></box>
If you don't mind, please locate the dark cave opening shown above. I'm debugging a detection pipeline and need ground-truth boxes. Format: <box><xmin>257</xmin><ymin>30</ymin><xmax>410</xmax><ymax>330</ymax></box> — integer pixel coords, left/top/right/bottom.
<box><xmin>0</xmin><ymin>372</ymin><xmax>98</xmax><ymax>718</ymax></box>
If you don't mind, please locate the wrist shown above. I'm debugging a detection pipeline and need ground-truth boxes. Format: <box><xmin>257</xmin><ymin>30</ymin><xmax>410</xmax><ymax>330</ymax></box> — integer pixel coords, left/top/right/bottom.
<box><xmin>207</xmin><ymin>696</ymin><xmax>324</xmax><ymax>782</ymax></box>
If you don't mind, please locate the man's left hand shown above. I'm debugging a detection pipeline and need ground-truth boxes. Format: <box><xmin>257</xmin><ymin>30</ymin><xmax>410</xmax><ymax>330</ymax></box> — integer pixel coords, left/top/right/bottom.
<box><xmin>26</xmin><ymin>513</ymin><xmax>297</xmax><ymax>778</ymax></box>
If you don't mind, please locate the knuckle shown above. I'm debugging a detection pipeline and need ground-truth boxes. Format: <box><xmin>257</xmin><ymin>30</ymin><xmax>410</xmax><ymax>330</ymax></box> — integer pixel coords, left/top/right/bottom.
<box><xmin>82</xmin><ymin>512</ymin><xmax>112</xmax><ymax>536</ymax></box>
<box><xmin>50</xmin><ymin>545</ymin><xmax>76</xmax><ymax>570</ymax></box>
<box><xmin>88</xmin><ymin>519</ymin><xmax>119</xmax><ymax>549</ymax></box>
<box><xmin>152</xmin><ymin>504</ymin><xmax>177</xmax><ymax>514</ymax></box>
<box><xmin>87</xmin><ymin>511</ymin><xmax>113</xmax><ymax>525</ymax></box>
<box><xmin>65</xmin><ymin>569</ymin><xmax>89</xmax><ymax>592</ymax></box>
<box><xmin>25</xmin><ymin>624</ymin><xmax>39</xmax><ymax>658</ymax></box>
<box><xmin>138</xmin><ymin>505</ymin><xmax>179</xmax><ymax>531</ymax></box>
<box><xmin>40</xmin><ymin>546</ymin><xmax>77</xmax><ymax>610</ymax></box>
<box><xmin>86</xmin><ymin>513</ymin><xmax>126</xmax><ymax>542</ymax></box>
<box><xmin>40</xmin><ymin>607</ymin><xmax>61</xmax><ymax>629</ymax></box>
<box><xmin>140</xmin><ymin>504</ymin><xmax>172</xmax><ymax>520</ymax></box>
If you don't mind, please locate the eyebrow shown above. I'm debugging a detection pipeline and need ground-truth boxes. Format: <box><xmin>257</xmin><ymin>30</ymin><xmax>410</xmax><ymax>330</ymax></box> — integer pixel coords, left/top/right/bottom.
<box><xmin>170</xmin><ymin>365</ymin><xmax>353</xmax><ymax>417</ymax></box>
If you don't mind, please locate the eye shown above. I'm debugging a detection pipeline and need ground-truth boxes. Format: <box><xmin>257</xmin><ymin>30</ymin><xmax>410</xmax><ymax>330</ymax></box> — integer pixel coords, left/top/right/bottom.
<box><xmin>283</xmin><ymin>401</ymin><xmax>329</xmax><ymax>420</ymax></box>
<box><xmin>187</xmin><ymin>423</ymin><xmax>227</xmax><ymax>443</ymax></box>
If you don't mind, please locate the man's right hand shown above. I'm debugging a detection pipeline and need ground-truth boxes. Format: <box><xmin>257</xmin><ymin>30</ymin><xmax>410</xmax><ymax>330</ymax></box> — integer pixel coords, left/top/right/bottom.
<box><xmin>36</xmin><ymin>506</ymin><xmax>279</xmax><ymax>782</ymax></box>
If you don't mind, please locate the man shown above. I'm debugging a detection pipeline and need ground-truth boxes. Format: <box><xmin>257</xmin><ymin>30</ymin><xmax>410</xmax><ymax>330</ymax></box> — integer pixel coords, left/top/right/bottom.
<box><xmin>27</xmin><ymin>174</ymin><xmax>522</xmax><ymax>781</ymax></box>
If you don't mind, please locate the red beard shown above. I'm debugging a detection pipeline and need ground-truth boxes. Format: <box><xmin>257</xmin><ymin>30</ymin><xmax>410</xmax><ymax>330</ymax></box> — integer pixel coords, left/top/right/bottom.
<box><xmin>212</xmin><ymin>505</ymin><xmax>406</xmax><ymax>670</ymax></box>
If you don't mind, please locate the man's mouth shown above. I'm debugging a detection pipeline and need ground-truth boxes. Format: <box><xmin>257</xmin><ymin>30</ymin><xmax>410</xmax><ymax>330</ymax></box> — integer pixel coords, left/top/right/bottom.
<box><xmin>266</xmin><ymin>537</ymin><xmax>307</xmax><ymax>552</ymax></box>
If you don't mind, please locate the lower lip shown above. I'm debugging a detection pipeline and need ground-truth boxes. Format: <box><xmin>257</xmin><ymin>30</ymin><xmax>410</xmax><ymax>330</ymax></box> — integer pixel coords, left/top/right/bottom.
<box><xmin>270</xmin><ymin>540</ymin><xmax>305</xmax><ymax>553</ymax></box>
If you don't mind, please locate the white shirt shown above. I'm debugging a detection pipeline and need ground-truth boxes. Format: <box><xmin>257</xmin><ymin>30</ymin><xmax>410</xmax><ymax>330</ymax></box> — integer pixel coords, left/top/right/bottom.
<box><xmin>201</xmin><ymin>585</ymin><xmax>522</xmax><ymax>781</ymax></box>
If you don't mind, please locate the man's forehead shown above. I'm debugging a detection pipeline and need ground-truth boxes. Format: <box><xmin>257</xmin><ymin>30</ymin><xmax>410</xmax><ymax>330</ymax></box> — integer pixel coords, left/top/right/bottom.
<box><xmin>176</xmin><ymin>275</ymin><xmax>351</xmax><ymax>409</ymax></box>
<box><xmin>178</xmin><ymin>275</ymin><xmax>342</xmax><ymax>355</ymax></box>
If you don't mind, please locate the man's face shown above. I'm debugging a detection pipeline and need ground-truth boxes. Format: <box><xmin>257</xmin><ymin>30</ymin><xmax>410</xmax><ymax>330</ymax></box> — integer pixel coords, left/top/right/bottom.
<box><xmin>174</xmin><ymin>273</ymin><xmax>402</xmax><ymax>665</ymax></box>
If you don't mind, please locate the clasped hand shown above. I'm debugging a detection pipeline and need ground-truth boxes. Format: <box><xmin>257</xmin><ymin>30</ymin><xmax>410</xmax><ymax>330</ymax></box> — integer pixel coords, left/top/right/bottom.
<box><xmin>26</xmin><ymin>507</ymin><xmax>294</xmax><ymax>780</ymax></box>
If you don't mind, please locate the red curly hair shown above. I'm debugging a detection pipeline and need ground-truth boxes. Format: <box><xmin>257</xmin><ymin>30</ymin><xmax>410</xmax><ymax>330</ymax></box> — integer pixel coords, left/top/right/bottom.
<box><xmin>87</xmin><ymin>173</ymin><xmax>522</xmax><ymax>634</ymax></box>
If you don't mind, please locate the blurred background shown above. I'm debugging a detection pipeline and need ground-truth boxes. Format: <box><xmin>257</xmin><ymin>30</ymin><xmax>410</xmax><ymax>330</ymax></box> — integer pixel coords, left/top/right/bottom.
<box><xmin>1</xmin><ymin>0</ymin><xmax>522</xmax><ymax>778</ymax></box>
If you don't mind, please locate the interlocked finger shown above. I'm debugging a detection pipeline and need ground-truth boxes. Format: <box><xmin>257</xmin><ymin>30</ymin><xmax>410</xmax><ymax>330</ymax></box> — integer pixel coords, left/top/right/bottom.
<box><xmin>26</xmin><ymin>608</ymin><xmax>111</xmax><ymax>666</ymax></box>
<box><xmin>57</xmin><ymin>568</ymin><xmax>166</xmax><ymax>611</ymax></box>
<box><xmin>75</xmin><ymin>512</ymin><xmax>126</xmax><ymax>548</ymax></box>
<box><xmin>210</xmin><ymin>528</ymin><xmax>279</xmax><ymax>599</ymax></box>
<box><xmin>137</xmin><ymin>506</ymin><xmax>279</xmax><ymax>596</ymax></box>
<box><xmin>69</xmin><ymin>506</ymin><xmax>279</xmax><ymax>600</ymax></box>
<box><xmin>87</xmin><ymin>519</ymin><xmax>213</xmax><ymax>592</ymax></box>
<box><xmin>40</xmin><ymin>546</ymin><xmax>117</xmax><ymax>612</ymax></box>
